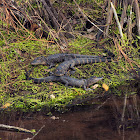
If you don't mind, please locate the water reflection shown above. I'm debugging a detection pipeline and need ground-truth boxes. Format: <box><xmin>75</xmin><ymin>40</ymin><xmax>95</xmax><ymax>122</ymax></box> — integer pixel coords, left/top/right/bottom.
<box><xmin>0</xmin><ymin>95</ymin><xmax>140</xmax><ymax>140</ymax></box>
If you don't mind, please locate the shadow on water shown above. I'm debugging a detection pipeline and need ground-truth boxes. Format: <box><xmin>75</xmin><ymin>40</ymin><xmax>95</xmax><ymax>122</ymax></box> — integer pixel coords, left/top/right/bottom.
<box><xmin>0</xmin><ymin>80</ymin><xmax>140</xmax><ymax>140</ymax></box>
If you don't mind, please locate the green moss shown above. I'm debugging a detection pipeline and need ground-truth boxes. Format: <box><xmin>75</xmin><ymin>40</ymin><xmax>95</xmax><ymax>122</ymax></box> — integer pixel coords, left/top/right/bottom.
<box><xmin>0</xmin><ymin>1</ymin><xmax>139</xmax><ymax>113</ymax></box>
<box><xmin>0</xmin><ymin>33</ymin><xmax>139</xmax><ymax>112</ymax></box>
<box><xmin>0</xmin><ymin>32</ymin><xmax>139</xmax><ymax>112</ymax></box>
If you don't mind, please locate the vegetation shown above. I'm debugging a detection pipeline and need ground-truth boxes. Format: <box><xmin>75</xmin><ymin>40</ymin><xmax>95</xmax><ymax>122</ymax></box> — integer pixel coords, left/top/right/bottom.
<box><xmin>0</xmin><ymin>0</ymin><xmax>139</xmax><ymax>113</ymax></box>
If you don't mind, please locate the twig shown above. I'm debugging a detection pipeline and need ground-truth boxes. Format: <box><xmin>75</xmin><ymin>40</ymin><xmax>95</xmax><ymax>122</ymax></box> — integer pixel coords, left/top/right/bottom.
<box><xmin>40</xmin><ymin>0</ymin><xmax>60</xmax><ymax>30</ymax></box>
<box><xmin>132</xmin><ymin>95</ymin><xmax>140</xmax><ymax>119</ymax></box>
<box><xmin>73</xmin><ymin>0</ymin><xmax>113</xmax><ymax>40</ymax></box>
<box><xmin>120</xmin><ymin>0</ymin><xmax>127</xmax><ymax>28</ymax></box>
<box><xmin>111</xmin><ymin>2</ymin><xmax>123</xmax><ymax>39</ymax></box>
<box><xmin>0</xmin><ymin>31</ymin><xmax>7</xmax><ymax>45</ymax></box>
<box><xmin>27</xmin><ymin>1</ymin><xmax>64</xmax><ymax>52</ymax></box>
<box><xmin>95</xmin><ymin>96</ymin><xmax>111</xmax><ymax>111</ymax></box>
<box><xmin>9</xmin><ymin>9</ymin><xmax>37</xmax><ymax>40</ymax></box>
<box><xmin>0</xmin><ymin>124</ymin><xmax>34</xmax><ymax>135</ymax></box>
<box><xmin>23</xmin><ymin>125</ymin><xmax>45</xmax><ymax>140</ymax></box>
<box><xmin>115</xmin><ymin>39</ymin><xmax>140</xmax><ymax>68</ymax></box>
<box><xmin>105</xmin><ymin>0</ymin><xmax>113</xmax><ymax>36</ymax></box>
<box><xmin>121</xmin><ymin>94</ymin><xmax>127</xmax><ymax>122</ymax></box>
<box><xmin>127</xmin><ymin>1</ymin><xmax>134</xmax><ymax>41</ymax></box>
<box><xmin>40</xmin><ymin>0</ymin><xmax>68</xmax><ymax>48</ymax></box>
<box><xmin>134</xmin><ymin>0</ymin><xmax>140</xmax><ymax>36</ymax></box>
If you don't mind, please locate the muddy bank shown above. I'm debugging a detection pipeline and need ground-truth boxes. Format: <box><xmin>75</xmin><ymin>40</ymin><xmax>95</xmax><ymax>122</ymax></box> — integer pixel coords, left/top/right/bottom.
<box><xmin>0</xmin><ymin>94</ymin><xmax>140</xmax><ymax>140</ymax></box>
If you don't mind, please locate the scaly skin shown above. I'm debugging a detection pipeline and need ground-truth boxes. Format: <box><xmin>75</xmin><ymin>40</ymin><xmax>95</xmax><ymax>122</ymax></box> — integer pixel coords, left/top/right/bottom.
<box><xmin>26</xmin><ymin>75</ymin><xmax>103</xmax><ymax>90</ymax></box>
<box><xmin>31</xmin><ymin>53</ymin><xmax>100</xmax><ymax>67</ymax></box>
<box><xmin>55</xmin><ymin>57</ymin><xmax>111</xmax><ymax>76</ymax></box>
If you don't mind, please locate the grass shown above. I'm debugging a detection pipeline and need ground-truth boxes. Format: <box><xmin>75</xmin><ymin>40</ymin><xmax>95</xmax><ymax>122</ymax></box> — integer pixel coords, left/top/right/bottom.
<box><xmin>0</xmin><ymin>33</ymin><xmax>139</xmax><ymax>113</ymax></box>
<box><xmin>0</xmin><ymin>2</ymin><xmax>140</xmax><ymax>113</ymax></box>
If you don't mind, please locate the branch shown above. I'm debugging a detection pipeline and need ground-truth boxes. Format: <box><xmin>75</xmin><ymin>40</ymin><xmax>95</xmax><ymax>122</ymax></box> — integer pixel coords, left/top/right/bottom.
<box><xmin>73</xmin><ymin>0</ymin><xmax>113</xmax><ymax>40</ymax></box>
<box><xmin>0</xmin><ymin>124</ymin><xmax>34</xmax><ymax>135</ymax></box>
<box><xmin>23</xmin><ymin>125</ymin><xmax>45</xmax><ymax>140</ymax></box>
<box><xmin>134</xmin><ymin>0</ymin><xmax>140</xmax><ymax>36</ymax></box>
<box><xmin>111</xmin><ymin>2</ymin><xmax>123</xmax><ymax>39</ymax></box>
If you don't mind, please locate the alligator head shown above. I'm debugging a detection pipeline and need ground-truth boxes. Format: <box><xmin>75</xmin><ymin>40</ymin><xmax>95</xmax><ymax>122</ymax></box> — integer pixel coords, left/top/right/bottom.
<box><xmin>31</xmin><ymin>56</ymin><xmax>47</xmax><ymax>65</ymax></box>
<box><xmin>86</xmin><ymin>76</ymin><xmax>103</xmax><ymax>87</ymax></box>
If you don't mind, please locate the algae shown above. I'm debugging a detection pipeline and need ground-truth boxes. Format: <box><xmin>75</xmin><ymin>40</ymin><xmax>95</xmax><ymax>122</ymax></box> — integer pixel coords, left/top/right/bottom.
<box><xmin>0</xmin><ymin>0</ymin><xmax>139</xmax><ymax>113</ymax></box>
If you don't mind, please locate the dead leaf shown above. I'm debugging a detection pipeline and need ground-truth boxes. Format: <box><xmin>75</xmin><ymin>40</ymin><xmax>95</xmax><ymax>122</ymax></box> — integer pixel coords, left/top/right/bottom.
<box><xmin>102</xmin><ymin>83</ymin><xmax>109</xmax><ymax>91</ymax></box>
<box><xmin>1</xmin><ymin>103</ymin><xmax>11</xmax><ymax>109</ymax></box>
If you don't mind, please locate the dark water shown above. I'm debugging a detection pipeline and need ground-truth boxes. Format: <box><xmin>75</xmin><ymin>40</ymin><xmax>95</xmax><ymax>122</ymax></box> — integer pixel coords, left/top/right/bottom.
<box><xmin>0</xmin><ymin>95</ymin><xmax>140</xmax><ymax>140</ymax></box>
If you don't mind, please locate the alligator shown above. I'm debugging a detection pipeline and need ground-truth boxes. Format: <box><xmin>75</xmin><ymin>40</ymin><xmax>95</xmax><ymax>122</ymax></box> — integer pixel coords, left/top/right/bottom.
<box><xmin>31</xmin><ymin>53</ymin><xmax>101</xmax><ymax>68</ymax></box>
<box><xmin>26</xmin><ymin>74</ymin><xmax>103</xmax><ymax>90</ymax></box>
<box><xmin>55</xmin><ymin>57</ymin><xmax>112</xmax><ymax>76</ymax></box>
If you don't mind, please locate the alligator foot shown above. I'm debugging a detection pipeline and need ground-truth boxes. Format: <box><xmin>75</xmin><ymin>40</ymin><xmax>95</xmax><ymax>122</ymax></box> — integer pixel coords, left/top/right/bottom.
<box><xmin>69</xmin><ymin>70</ymin><xmax>76</xmax><ymax>75</ymax></box>
<box><xmin>48</xmin><ymin>71</ymin><xmax>54</xmax><ymax>76</ymax></box>
<box><xmin>85</xmin><ymin>88</ymin><xmax>93</xmax><ymax>91</ymax></box>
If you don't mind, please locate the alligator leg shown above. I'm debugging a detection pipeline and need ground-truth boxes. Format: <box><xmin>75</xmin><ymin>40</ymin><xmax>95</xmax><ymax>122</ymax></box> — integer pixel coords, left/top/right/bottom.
<box><xmin>25</xmin><ymin>68</ymin><xmax>35</xmax><ymax>80</ymax></box>
<box><xmin>85</xmin><ymin>87</ymin><xmax>93</xmax><ymax>91</ymax></box>
<box><xmin>69</xmin><ymin>70</ymin><xmax>76</xmax><ymax>75</ymax></box>
<box><xmin>60</xmin><ymin>77</ymin><xmax>69</xmax><ymax>87</ymax></box>
<box><xmin>68</xmin><ymin>64</ymin><xmax>76</xmax><ymax>75</ymax></box>
<box><xmin>69</xmin><ymin>66</ymin><xmax>76</xmax><ymax>71</ymax></box>
<box><xmin>62</xmin><ymin>69</ymin><xmax>76</xmax><ymax>76</ymax></box>
<box><xmin>69</xmin><ymin>63</ymin><xmax>76</xmax><ymax>70</ymax></box>
<box><xmin>48</xmin><ymin>63</ymin><xmax>55</xmax><ymax>69</ymax></box>
<box><xmin>48</xmin><ymin>71</ymin><xmax>54</xmax><ymax>76</ymax></box>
